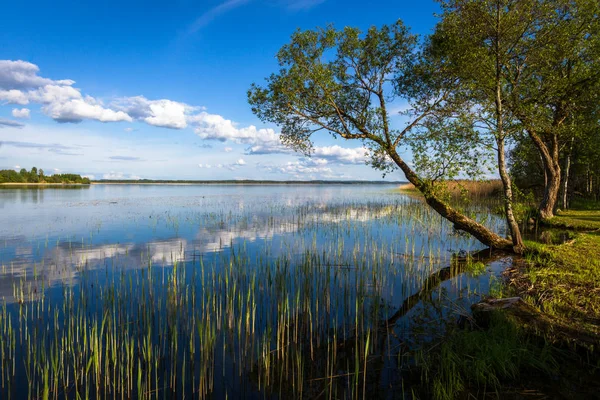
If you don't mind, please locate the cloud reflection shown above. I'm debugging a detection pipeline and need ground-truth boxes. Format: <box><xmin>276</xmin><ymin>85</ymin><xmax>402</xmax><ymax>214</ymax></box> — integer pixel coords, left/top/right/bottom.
<box><xmin>0</xmin><ymin>204</ymin><xmax>399</xmax><ymax>303</ymax></box>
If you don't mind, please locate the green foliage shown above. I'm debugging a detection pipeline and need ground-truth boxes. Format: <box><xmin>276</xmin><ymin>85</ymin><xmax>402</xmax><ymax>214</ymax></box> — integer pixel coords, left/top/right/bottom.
<box><xmin>437</xmin><ymin>0</ymin><xmax>600</xmax><ymax>218</ymax></box>
<box><xmin>570</xmin><ymin>198</ymin><xmax>600</xmax><ymax>211</ymax></box>
<box><xmin>464</xmin><ymin>260</ymin><xmax>486</xmax><ymax>277</ymax></box>
<box><xmin>0</xmin><ymin>169</ymin><xmax>25</xmax><ymax>183</ymax></box>
<box><xmin>248</xmin><ymin>21</ymin><xmax>490</xmax><ymax>181</ymax></box>
<box><xmin>509</xmin><ymin>137</ymin><xmax>545</xmax><ymax>195</ymax></box>
<box><xmin>523</xmin><ymin>240</ymin><xmax>556</xmax><ymax>267</ymax></box>
<box><xmin>0</xmin><ymin>167</ymin><xmax>90</xmax><ymax>184</ymax></box>
<box><xmin>492</xmin><ymin>184</ymin><xmax>537</xmax><ymax>222</ymax></box>
<box><xmin>488</xmin><ymin>275</ymin><xmax>506</xmax><ymax>299</ymax></box>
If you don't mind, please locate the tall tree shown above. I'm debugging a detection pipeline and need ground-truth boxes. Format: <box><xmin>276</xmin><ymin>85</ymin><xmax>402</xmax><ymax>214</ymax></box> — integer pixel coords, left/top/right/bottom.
<box><xmin>516</xmin><ymin>0</ymin><xmax>600</xmax><ymax>218</ymax></box>
<box><xmin>429</xmin><ymin>0</ymin><xmax>545</xmax><ymax>252</ymax></box>
<box><xmin>248</xmin><ymin>22</ymin><xmax>515</xmax><ymax>251</ymax></box>
<box><xmin>437</xmin><ymin>0</ymin><xmax>600</xmax><ymax>220</ymax></box>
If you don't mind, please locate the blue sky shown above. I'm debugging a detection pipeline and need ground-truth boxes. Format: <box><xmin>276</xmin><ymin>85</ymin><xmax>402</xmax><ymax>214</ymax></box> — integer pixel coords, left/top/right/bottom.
<box><xmin>0</xmin><ymin>0</ymin><xmax>440</xmax><ymax>180</ymax></box>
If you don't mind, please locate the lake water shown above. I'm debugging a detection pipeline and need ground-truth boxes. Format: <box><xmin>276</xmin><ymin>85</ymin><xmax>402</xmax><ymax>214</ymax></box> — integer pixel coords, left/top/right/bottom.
<box><xmin>0</xmin><ymin>184</ymin><xmax>510</xmax><ymax>398</ymax></box>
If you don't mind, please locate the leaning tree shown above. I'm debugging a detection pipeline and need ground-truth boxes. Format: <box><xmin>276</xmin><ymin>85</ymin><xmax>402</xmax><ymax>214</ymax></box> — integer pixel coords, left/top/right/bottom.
<box><xmin>248</xmin><ymin>22</ymin><xmax>516</xmax><ymax>251</ymax></box>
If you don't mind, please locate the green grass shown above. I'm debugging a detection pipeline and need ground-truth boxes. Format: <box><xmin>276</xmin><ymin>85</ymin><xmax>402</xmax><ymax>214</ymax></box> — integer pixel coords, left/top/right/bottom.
<box><xmin>414</xmin><ymin>221</ymin><xmax>600</xmax><ymax>399</ymax></box>
<box><xmin>502</xmin><ymin>204</ymin><xmax>600</xmax><ymax>350</ymax></box>
<box><xmin>517</xmin><ymin>232</ymin><xmax>600</xmax><ymax>345</ymax></box>
<box><xmin>543</xmin><ymin>210</ymin><xmax>600</xmax><ymax>230</ymax></box>
<box><xmin>569</xmin><ymin>197</ymin><xmax>600</xmax><ymax>211</ymax></box>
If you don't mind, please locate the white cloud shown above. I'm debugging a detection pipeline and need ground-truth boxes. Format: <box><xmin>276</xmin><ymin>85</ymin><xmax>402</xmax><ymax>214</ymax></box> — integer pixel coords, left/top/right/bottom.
<box><xmin>0</xmin><ymin>61</ymin><xmax>132</xmax><ymax>124</ymax></box>
<box><xmin>388</xmin><ymin>101</ymin><xmax>412</xmax><ymax>115</ymax></box>
<box><xmin>102</xmin><ymin>171</ymin><xmax>141</xmax><ymax>180</ymax></box>
<box><xmin>0</xmin><ymin>89</ymin><xmax>29</xmax><ymax>105</ymax></box>
<box><xmin>0</xmin><ymin>59</ymin><xmax>397</xmax><ymax>184</ymax></box>
<box><xmin>303</xmin><ymin>158</ymin><xmax>328</xmax><ymax>166</ymax></box>
<box><xmin>312</xmin><ymin>145</ymin><xmax>368</xmax><ymax>165</ymax></box>
<box><xmin>199</xmin><ymin>158</ymin><xmax>246</xmax><ymax>171</ymax></box>
<box><xmin>43</xmin><ymin>97</ymin><xmax>132</xmax><ymax>123</ymax></box>
<box><xmin>0</xmin><ymin>60</ymin><xmax>74</xmax><ymax>90</ymax></box>
<box><xmin>192</xmin><ymin>112</ymin><xmax>280</xmax><ymax>145</ymax></box>
<box><xmin>192</xmin><ymin>112</ymin><xmax>294</xmax><ymax>155</ymax></box>
<box><xmin>12</xmin><ymin>108</ymin><xmax>30</xmax><ymax>118</ymax></box>
<box><xmin>260</xmin><ymin>159</ymin><xmax>334</xmax><ymax>180</ymax></box>
<box><xmin>114</xmin><ymin>96</ymin><xmax>197</xmax><ymax>129</ymax></box>
<box><xmin>245</xmin><ymin>143</ymin><xmax>292</xmax><ymax>154</ymax></box>
<box><xmin>29</xmin><ymin>84</ymin><xmax>81</xmax><ymax>104</ymax></box>
<box><xmin>145</xmin><ymin>100</ymin><xmax>189</xmax><ymax>129</ymax></box>
<box><xmin>191</xmin><ymin>111</ymin><xmax>370</xmax><ymax>168</ymax></box>
<box><xmin>247</xmin><ymin>143</ymin><xmax>368</xmax><ymax>165</ymax></box>
<box><xmin>0</xmin><ymin>118</ymin><xmax>24</xmax><ymax>128</ymax></box>
<box><xmin>0</xmin><ymin>61</ymin><xmax>186</xmax><ymax>126</ymax></box>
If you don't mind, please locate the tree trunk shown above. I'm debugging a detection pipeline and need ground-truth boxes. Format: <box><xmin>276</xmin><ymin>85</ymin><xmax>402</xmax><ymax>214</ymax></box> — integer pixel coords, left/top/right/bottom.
<box><xmin>494</xmin><ymin>58</ymin><xmax>524</xmax><ymax>253</ymax></box>
<box><xmin>387</xmin><ymin>149</ymin><xmax>514</xmax><ymax>252</ymax></box>
<box><xmin>528</xmin><ymin>130</ymin><xmax>561</xmax><ymax>219</ymax></box>
<box><xmin>540</xmin><ymin>152</ymin><xmax>547</xmax><ymax>189</ymax></box>
<box><xmin>540</xmin><ymin>164</ymin><xmax>561</xmax><ymax>219</ymax></box>
<box><xmin>562</xmin><ymin>136</ymin><xmax>574</xmax><ymax>209</ymax></box>
<box><xmin>497</xmin><ymin>138</ymin><xmax>524</xmax><ymax>253</ymax></box>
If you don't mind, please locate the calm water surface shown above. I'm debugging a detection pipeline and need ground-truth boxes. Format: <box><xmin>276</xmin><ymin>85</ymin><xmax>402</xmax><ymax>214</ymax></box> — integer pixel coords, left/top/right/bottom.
<box><xmin>0</xmin><ymin>184</ymin><xmax>510</xmax><ymax>398</ymax></box>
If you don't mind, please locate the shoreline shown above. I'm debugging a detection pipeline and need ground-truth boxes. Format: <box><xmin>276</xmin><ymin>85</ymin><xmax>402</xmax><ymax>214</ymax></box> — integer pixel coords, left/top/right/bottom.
<box><xmin>90</xmin><ymin>181</ymin><xmax>405</xmax><ymax>186</ymax></box>
<box><xmin>0</xmin><ymin>182</ymin><xmax>90</xmax><ymax>186</ymax></box>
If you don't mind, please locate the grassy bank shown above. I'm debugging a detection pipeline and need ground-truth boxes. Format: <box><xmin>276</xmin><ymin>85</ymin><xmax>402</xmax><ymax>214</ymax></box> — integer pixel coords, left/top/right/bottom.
<box><xmin>542</xmin><ymin>210</ymin><xmax>600</xmax><ymax>230</ymax></box>
<box><xmin>510</xmin><ymin>230</ymin><xmax>600</xmax><ymax>347</ymax></box>
<box><xmin>413</xmin><ymin>210</ymin><xmax>600</xmax><ymax>399</ymax></box>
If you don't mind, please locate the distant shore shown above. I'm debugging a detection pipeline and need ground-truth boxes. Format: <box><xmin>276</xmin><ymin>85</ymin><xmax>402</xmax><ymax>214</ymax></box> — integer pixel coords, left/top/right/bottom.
<box><xmin>0</xmin><ymin>180</ymin><xmax>407</xmax><ymax>187</ymax></box>
<box><xmin>90</xmin><ymin>180</ymin><xmax>406</xmax><ymax>185</ymax></box>
<box><xmin>0</xmin><ymin>182</ymin><xmax>90</xmax><ymax>186</ymax></box>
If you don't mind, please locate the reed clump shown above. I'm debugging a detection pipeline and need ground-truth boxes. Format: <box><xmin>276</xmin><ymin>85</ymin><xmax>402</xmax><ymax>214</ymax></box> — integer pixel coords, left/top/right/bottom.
<box><xmin>399</xmin><ymin>180</ymin><xmax>503</xmax><ymax>201</ymax></box>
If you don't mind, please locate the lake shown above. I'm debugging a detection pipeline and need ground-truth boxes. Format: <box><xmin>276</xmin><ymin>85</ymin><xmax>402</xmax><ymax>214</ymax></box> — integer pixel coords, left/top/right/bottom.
<box><xmin>0</xmin><ymin>184</ymin><xmax>510</xmax><ymax>398</ymax></box>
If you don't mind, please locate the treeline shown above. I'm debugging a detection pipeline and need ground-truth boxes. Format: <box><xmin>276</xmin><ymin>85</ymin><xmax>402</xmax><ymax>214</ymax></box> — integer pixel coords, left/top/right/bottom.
<box><xmin>94</xmin><ymin>179</ymin><xmax>404</xmax><ymax>185</ymax></box>
<box><xmin>0</xmin><ymin>167</ymin><xmax>90</xmax><ymax>184</ymax></box>
<box><xmin>511</xmin><ymin>128</ymin><xmax>600</xmax><ymax>208</ymax></box>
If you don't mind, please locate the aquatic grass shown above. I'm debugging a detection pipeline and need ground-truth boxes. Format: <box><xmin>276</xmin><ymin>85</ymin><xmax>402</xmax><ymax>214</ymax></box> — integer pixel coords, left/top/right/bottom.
<box><xmin>0</xmin><ymin>191</ymin><xmax>502</xmax><ymax>398</ymax></box>
<box><xmin>413</xmin><ymin>312</ymin><xmax>558</xmax><ymax>400</ymax></box>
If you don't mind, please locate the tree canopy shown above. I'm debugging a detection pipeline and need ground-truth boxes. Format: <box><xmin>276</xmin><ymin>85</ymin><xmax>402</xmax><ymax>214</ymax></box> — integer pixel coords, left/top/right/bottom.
<box><xmin>434</xmin><ymin>0</ymin><xmax>600</xmax><ymax>218</ymax></box>
<box><xmin>249</xmin><ymin>21</ymin><xmax>514</xmax><ymax>251</ymax></box>
<box><xmin>248</xmin><ymin>1</ymin><xmax>600</xmax><ymax>252</ymax></box>
<box><xmin>0</xmin><ymin>167</ymin><xmax>90</xmax><ymax>184</ymax></box>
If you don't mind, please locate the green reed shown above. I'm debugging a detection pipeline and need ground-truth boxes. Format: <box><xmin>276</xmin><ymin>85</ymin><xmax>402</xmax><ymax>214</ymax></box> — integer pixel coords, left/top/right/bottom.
<box><xmin>0</xmin><ymin>197</ymin><xmax>501</xmax><ymax>399</ymax></box>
